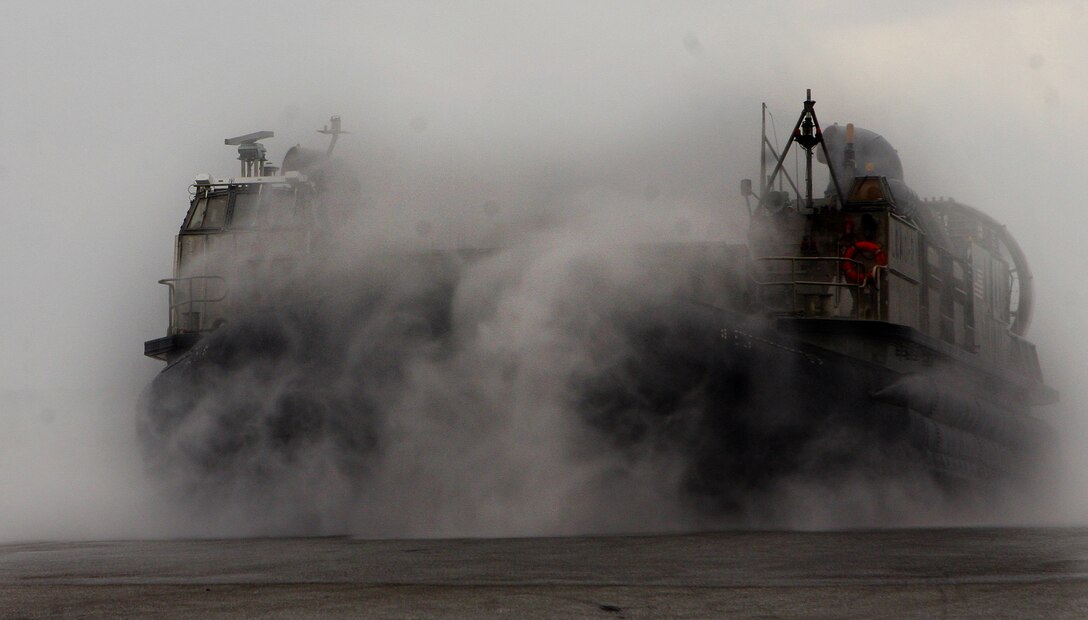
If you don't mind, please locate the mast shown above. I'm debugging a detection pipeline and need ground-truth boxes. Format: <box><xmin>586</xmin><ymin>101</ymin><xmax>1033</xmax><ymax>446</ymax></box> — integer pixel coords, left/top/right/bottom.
<box><xmin>803</xmin><ymin>90</ymin><xmax>814</xmax><ymax>209</ymax></box>
<box><xmin>760</xmin><ymin>103</ymin><xmax>767</xmax><ymax>196</ymax></box>
<box><xmin>759</xmin><ymin>89</ymin><xmax>847</xmax><ymax>212</ymax></box>
<box><xmin>318</xmin><ymin>115</ymin><xmax>349</xmax><ymax>156</ymax></box>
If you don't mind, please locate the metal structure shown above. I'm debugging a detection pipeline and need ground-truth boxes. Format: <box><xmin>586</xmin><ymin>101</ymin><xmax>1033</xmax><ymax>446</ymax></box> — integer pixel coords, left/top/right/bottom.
<box><xmin>733</xmin><ymin>92</ymin><xmax>1054</xmax><ymax>482</ymax></box>
<box><xmin>143</xmin><ymin>118</ymin><xmax>344</xmax><ymax>361</ymax></box>
<box><xmin>141</xmin><ymin>97</ymin><xmax>1055</xmax><ymax>506</ymax></box>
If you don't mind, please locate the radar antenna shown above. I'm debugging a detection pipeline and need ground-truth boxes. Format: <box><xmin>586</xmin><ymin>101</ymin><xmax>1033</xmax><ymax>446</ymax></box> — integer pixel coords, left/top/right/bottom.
<box><xmin>224</xmin><ymin>130</ymin><xmax>274</xmax><ymax>177</ymax></box>
<box><xmin>317</xmin><ymin>116</ymin><xmax>349</xmax><ymax>156</ymax></box>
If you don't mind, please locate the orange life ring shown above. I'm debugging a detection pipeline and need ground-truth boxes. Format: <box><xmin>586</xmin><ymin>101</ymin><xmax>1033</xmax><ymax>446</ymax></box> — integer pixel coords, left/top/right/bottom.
<box><xmin>841</xmin><ymin>240</ymin><xmax>888</xmax><ymax>284</ymax></box>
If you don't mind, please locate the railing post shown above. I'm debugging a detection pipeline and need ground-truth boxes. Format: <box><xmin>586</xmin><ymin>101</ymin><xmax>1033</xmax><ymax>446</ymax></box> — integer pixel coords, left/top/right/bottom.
<box><xmin>792</xmin><ymin>258</ymin><xmax>798</xmax><ymax>313</ymax></box>
<box><xmin>188</xmin><ymin>277</ymin><xmax>195</xmax><ymax>331</ymax></box>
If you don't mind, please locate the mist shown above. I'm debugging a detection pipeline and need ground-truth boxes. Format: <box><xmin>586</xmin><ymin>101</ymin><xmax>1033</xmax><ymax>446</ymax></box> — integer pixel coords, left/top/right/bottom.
<box><xmin>2</xmin><ymin>1</ymin><xmax>1087</xmax><ymax>541</ymax></box>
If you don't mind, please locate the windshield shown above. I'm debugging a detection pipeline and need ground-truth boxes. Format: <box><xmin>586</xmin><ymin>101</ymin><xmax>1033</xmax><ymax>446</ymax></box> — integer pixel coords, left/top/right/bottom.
<box><xmin>185</xmin><ymin>192</ymin><xmax>228</xmax><ymax>229</ymax></box>
<box><xmin>226</xmin><ymin>187</ymin><xmax>298</xmax><ymax>229</ymax></box>
<box><xmin>231</xmin><ymin>192</ymin><xmax>260</xmax><ymax>228</ymax></box>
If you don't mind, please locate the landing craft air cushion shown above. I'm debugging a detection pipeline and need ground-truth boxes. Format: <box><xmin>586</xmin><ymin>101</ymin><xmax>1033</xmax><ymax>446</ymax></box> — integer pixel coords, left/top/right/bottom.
<box><xmin>141</xmin><ymin>94</ymin><xmax>1055</xmax><ymax>514</ymax></box>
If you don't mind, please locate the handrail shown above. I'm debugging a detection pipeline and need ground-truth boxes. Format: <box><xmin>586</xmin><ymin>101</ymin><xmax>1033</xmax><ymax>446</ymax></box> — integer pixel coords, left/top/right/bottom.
<box><xmin>754</xmin><ymin>256</ymin><xmax>884</xmax><ymax>319</ymax></box>
<box><xmin>158</xmin><ymin>275</ymin><xmax>228</xmax><ymax>334</ymax></box>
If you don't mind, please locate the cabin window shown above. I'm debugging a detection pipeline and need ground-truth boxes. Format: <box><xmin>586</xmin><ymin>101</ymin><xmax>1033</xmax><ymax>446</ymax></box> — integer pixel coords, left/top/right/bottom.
<box><xmin>230</xmin><ymin>192</ymin><xmax>260</xmax><ymax>228</ymax></box>
<box><xmin>186</xmin><ymin>193</ymin><xmax>228</xmax><ymax>230</ymax></box>
<box><xmin>226</xmin><ymin>187</ymin><xmax>298</xmax><ymax>229</ymax></box>
<box><xmin>848</xmin><ymin>178</ymin><xmax>887</xmax><ymax>202</ymax></box>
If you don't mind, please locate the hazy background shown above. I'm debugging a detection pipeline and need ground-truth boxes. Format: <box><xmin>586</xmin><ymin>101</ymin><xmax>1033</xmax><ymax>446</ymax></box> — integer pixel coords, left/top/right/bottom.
<box><xmin>1</xmin><ymin>0</ymin><xmax>1086</xmax><ymax>540</ymax></box>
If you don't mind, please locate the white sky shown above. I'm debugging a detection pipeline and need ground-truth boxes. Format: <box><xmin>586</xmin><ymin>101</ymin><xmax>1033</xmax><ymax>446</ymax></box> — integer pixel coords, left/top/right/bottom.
<box><xmin>0</xmin><ymin>0</ymin><xmax>1082</xmax><ymax>384</ymax></box>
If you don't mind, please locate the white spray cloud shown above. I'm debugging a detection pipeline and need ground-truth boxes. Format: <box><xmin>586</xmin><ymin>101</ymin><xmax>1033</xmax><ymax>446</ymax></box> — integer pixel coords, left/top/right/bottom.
<box><xmin>2</xmin><ymin>1</ymin><xmax>1087</xmax><ymax>540</ymax></box>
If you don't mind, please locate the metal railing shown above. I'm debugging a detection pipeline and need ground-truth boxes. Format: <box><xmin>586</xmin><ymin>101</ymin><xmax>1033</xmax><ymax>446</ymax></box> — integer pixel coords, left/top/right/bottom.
<box><xmin>753</xmin><ymin>256</ymin><xmax>885</xmax><ymax>319</ymax></box>
<box><xmin>158</xmin><ymin>275</ymin><xmax>228</xmax><ymax>334</ymax></box>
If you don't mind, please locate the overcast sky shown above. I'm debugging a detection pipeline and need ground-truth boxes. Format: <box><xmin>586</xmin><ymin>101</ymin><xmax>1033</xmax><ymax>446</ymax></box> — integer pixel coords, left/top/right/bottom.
<box><xmin>1</xmin><ymin>1</ymin><xmax>1086</xmax><ymax>535</ymax></box>
<box><xmin>1</xmin><ymin>0</ymin><xmax>1083</xmax><ymax>390</ymax></box>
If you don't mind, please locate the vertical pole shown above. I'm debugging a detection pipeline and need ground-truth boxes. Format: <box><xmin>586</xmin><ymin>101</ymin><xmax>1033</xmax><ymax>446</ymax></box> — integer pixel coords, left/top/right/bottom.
<box><xmin>806</xmin><ymin>143</ymin><xmax>813</xmax><ymax>210</ymax></box>
<box><xmin>760</xmin><ymin>103</ymin><xmax>767</xmax><ymax>197</ymax></box>
<box><xmin>805</xmin><ymin>90</ymin><xmax>814</xmax><ymax>210</ymax></box>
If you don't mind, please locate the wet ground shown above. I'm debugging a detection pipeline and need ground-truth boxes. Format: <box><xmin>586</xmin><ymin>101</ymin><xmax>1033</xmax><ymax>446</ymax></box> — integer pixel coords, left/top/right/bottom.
<box><xmin>3</xmin><ymin>528</ymin><xmax>1087</xmax><ymax>618</ymax></box>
